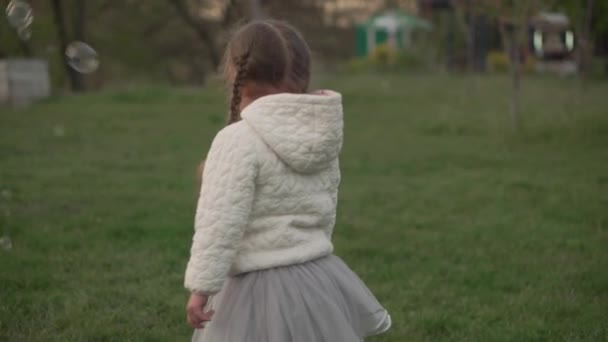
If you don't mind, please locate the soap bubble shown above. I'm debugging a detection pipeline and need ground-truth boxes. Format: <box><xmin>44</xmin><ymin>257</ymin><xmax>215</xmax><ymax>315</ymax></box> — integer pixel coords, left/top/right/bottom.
<box><xmin>6</xmin><ymin>0</ymin><xmax>33</xmax><ymax>29</ymax></box>
<box><xmin>52</xmin><ymin>124</ymin><xmax>65</xmax><ymax>137</ymax></box>
<box><xmin>0</xmin><ymin>189</ymin><xmax>11</xmax><ymax>200</ymax></box>
<box><xmin>0</xmin><ymin>236</ymin><xmax>12</xmax><ymax>251</ymax></box>
<box><xmin>65</xmin><ymin>41</ymin><xmax>99</xmax><ymax>74</ymax></box>
<box><xmin>17</xmin><ymin>26</ymin><xmax>31</xmax><ymax>40</ymax></box>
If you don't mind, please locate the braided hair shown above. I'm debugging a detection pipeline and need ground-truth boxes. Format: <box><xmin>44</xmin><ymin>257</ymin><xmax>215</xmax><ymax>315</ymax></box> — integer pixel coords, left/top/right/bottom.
<box><xmin>227</xmin><ymin>51</ymin><xmax>250</xmax><ymax>125</ymax></box>
<box><xmin>221</xmin><ymin>20</ymin><xmax>311</xmax><ymax>126</ymax></box>
<box><xmin>197</xmin><ymin>20</ymin><xmax>311</xmax><ymax>187</ymax></box>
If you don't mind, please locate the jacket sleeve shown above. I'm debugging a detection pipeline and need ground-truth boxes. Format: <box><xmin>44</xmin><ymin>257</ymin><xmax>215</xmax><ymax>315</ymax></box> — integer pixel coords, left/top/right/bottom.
<box><xmin>184</xmin><ymin>124</ymin><xmax>258</xmax><ymax>294</ymax></box>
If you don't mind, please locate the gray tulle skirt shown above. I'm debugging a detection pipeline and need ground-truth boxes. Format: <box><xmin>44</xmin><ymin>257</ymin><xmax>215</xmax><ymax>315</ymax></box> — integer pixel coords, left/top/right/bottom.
<box><xmin>192</xmin><ymin>254</ymin><xmax>391</xmax><ymax>342</ymax></box>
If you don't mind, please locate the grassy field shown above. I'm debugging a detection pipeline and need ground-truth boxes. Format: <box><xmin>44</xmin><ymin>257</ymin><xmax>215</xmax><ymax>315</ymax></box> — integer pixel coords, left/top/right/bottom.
<box><xmin>1</xmin><ymin>74</ymin><xmax>607</xmax><ymax>341</ymax></box>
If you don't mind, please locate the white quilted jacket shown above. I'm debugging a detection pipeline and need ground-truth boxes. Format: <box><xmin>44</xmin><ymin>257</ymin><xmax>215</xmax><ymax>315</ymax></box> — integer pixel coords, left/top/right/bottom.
<box><xmin>184</xmin><ymin>91</ymin><xmax>343</xmax><ymax>294</ymax></box>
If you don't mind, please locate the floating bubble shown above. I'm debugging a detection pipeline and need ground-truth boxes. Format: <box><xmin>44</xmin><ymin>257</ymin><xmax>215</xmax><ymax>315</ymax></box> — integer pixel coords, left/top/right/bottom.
<box><xmin>0</xmin><ymin>236</ymin><xmax>12</xmax><ymax>251</ymax></box>
<box><xmin>65</xmin><ymin>41</ymin><xmax>99</xmax><ymax>74</ymax></box>
<box><xmin>52</xmin><ymin>124</ymin><xmax>65</xmax><ymax>137</ymax></box>
<box><xmin>6</xmin><ymin>0</ymin><xmax>33</xmax><ymax>29</ymax></box>
<box><xmin>17</xmin><ymin>26</ymin><xmax>31</xmax><ymax>41</ymax></box>
<box><xmin>0</xmin><ymin>189</ymin><xmax>11</xmax><ymax>201</ymax></box>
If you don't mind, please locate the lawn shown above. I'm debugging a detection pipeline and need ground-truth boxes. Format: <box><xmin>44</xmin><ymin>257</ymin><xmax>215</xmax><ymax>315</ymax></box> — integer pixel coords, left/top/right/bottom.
<box><xmin>1</xmin><ymin>73</ymin><xmax>607</xmax><ymax>341</ymax></box>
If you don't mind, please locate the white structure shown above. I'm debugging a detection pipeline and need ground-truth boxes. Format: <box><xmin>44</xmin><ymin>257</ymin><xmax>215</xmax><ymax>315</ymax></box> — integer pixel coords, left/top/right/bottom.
<box><xmin>0</xmin><ymin>59</ymin><xmax>50</xmax><ymax>106</ymax></box>
<box><xmin>357</xmin><ymin>10</ymin><xmax>432</xmax><ymax>56</ymax></box>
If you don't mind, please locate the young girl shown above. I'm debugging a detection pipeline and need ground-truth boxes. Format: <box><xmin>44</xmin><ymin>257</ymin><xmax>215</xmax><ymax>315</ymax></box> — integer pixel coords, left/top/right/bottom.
<box><xmin>185</xmin><ymin>20</ymin><xmax>391</xmax><ymax>342</ymax></box>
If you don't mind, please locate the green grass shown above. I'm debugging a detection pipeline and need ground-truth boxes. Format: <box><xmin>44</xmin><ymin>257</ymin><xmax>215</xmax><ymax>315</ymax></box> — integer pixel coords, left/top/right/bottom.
<box><xmin>1</xmin><ymin>74</ymin><xmax>607</xmax><ymax>341</ymax></box>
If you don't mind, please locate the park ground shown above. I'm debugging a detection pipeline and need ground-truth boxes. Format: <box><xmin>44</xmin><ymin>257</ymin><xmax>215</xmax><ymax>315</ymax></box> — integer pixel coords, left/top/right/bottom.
<box><xmin>1</xmin><ymin>73</ymin><xmax>607</xmax><ymax>341</ymax></box>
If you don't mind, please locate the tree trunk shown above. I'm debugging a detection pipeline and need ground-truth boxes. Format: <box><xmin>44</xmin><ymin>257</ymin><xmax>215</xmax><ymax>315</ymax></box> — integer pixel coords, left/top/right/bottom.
<box><xmin>454</xmin><ymin>0</ymin><xmax>475</xmax><ymax>72</ymax></box>
<box><xmin>18</xmin><ymin>39</ymin><xmax>33</xmax><ymax>57</ymax></box>
<box><xmin>499</xmin><ymin>20</ymin><xmax>522</xmax><ymax>130</ymax></box>
<box><xmin>466</xmin><ymin>26</ymin><xmax>475</xmax><ymax>72</ymax></box>
<box><xmin>445</xmin><ymin>11</ymin><xmax>455</xmax><ymax>70</ymax></box>
<box><xmin>167</xmin><ymin>0</ymin><xmax>220</xmax><ymax>69</ymax></box>
<box><xmin>71</xmin><ymin>0</ymin><xmax>87</xmax><ymax>91</ymax></box>
<box><xmin>51</xmin><ymin>0</ymin><xmax>85</xmax><ymax>92</ymax></box>
<box><xmin>510</xmin><ymin>44</ymin><xmax>522</xmax><ymax>130</ymax></box>
<box><xmin>73</xmin><ymin>0</ymin><xmax>86</xmax><ymax>41</ymax></box>
<box><xmin>580</xmin><ymin>0</ymin><xmax>594</xmax><ymax>89</ymax></box>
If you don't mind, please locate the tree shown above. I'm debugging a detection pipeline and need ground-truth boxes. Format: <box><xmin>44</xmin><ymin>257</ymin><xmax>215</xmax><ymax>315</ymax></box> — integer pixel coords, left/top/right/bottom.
<box><xmin>17</xmin><ymin>35</ymin><xmax>33</xmax><ymax>57</ymax></box>
<box><xmin>550</xmin><ymin>0</ymin><xmax>608</xmax><ymax>81</ymax></box>
<box><xmin>50</xmin><ymin>0</ymin><xmax>86</xmax><ymax>92</ymax></box>
<box><xmin>565</xmin><ymin>0</ymin><xmax>594</xmax><ymax>88</ymax></box>
<box><xmin>167</xmin><ymin>0</ymin><xmax>221</xmax><ymax>69</ymax></box>
<box><xmin>581</xmin><ymin>0</ymin><xmax>594</xmax><ymax>88</ymax></box>
<box><xmin>466</xmin><ymin>0</ymin><xmax>549</xmax><ymax>130</ymax></box>
<box><xmin>73</xmin><ymin>0</ymin><xmax>86</xmax><ymax>42</ymax></box>
<box><xmin>452</xmin><ymin>0</ymin><xmax>475</xmax><ymax>72</ymax></box>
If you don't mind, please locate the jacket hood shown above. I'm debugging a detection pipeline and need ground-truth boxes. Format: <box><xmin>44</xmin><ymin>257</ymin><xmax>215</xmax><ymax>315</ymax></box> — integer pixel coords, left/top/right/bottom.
<box><xmin>241</xmin><ymin>90</ymin><xmax>343</xmax><ymax>173</ymax></box>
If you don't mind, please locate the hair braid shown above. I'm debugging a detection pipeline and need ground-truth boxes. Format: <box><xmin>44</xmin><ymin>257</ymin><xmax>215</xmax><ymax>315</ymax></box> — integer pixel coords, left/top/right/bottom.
<box><xmin>227</xmin><ymin>51</ymin><xmax>250</xmax><ymax>125</ymax></box>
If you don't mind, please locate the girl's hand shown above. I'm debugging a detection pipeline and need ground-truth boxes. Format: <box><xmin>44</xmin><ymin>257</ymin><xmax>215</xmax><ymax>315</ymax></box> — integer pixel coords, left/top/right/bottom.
<box><xmin>186</xmin><ymin>292</ymin><xmax>214</xmax><ymax>329</ymax></box>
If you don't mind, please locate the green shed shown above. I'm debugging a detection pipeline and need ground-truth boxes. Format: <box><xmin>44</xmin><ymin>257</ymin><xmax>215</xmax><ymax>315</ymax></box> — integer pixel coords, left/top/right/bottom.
<box><xmin>356</xmin><ymin>10</ymin><xmax>433</xmax><ymax>57</ymax></box>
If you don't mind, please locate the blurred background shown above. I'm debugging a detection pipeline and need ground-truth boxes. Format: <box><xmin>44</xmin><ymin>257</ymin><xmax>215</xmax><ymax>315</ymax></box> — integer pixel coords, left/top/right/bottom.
<box><xmin>1</xmin><ymin>0</ymin><xmax>607</xmax><ymax>341</ymax></box>
<box><xmin>1</xmin><ymin>0</ymin><xmax>608</xmax><ymax>92</ymax></box>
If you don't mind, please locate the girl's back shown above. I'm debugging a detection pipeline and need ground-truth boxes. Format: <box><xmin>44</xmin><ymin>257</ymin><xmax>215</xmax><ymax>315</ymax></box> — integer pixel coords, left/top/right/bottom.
<box><xmin>184</xmin><ymin>20</ymin><xmax>390</xmax><ymax>342</ymax></box>
<box><xmin>235</xmin><ymin>91</ymin><xmax>343</xmax><ymax>272</ymax></box>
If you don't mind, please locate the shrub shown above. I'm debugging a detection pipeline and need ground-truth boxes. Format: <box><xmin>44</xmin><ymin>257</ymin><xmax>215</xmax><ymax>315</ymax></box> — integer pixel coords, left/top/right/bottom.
<box><xmin>369</xmin><ymin>44</ymin><xmax>399</xmax><ymax>68</ymax></box>
<box><xmin>487</xmin><ymin>51</ymin><xmax>510</xmax><ymax>72</ymax></box>
<box><xmin>345</xmin><ymin>44</ymin><xmax>429</xmax><ymax>73</ymax></box>
<box><xmin>487</xmin><ymin>50</ymin><xmax>537</xmax><ymax>74</ymax></box>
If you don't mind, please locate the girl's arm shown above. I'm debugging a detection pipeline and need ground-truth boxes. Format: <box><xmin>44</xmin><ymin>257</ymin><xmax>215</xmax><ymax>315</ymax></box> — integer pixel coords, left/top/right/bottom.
<box><xmin>184</xmin><ymin>124</ymin><xmax>258</xmax><ymax>295</ymax></box>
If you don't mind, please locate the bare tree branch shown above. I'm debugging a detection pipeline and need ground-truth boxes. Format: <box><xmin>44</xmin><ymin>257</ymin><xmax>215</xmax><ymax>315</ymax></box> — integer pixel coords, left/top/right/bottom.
<box><xmin>167</xmin><ymin>0</ymin><xmax>221</xmax><ymax>68</ymax></box>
